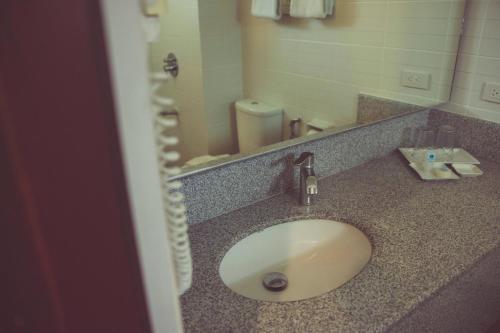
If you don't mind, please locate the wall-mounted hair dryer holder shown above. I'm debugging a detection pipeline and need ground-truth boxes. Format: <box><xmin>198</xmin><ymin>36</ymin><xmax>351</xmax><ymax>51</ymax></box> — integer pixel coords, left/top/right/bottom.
<box><xmin>163</xmin><ymin>53</ymin><xmax>179</xmax><ymax>77</ymax></box>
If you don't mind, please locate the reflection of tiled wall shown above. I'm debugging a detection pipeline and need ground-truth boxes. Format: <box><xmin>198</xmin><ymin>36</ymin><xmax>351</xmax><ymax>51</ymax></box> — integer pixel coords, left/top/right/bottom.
<box><xmin>149</xmin><ymin>0</ymin><xmax>208</xmax><ymax>164</ymax></box>
<box><xmin>199</xmin><ymin>0</ymin><xmax>243</xmax><ymax>155</ymax></box>
<box><xmin>240</xmin><ymin>0</ymin><xmax>464</xmax><ymax>137</ymax></box>
<box><xmin>441</xmin><ymin>0</ymin><xmax>500</xmax><ymax>124</ymax></box>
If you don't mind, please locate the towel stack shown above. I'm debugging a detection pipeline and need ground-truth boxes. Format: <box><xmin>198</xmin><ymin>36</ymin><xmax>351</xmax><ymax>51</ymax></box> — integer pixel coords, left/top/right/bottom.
<box><xmin>251</xmin><ymin>0</ymin><xmax>334</xmax><ymax>19</ymax></box>
<box><xmin>290</xmin><ymin>0</ymin><xmax>335</xmax><ymax>18</ymax></box>
<box><xmin>251</xmin><ymin>0</ymin><xmax>282</xmax><ymax>20</ymax></box>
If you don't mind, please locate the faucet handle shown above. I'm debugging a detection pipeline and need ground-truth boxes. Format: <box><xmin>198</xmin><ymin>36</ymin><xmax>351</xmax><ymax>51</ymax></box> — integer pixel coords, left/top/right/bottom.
<box><xmin>294</xmin><ymin>152</ymin><xmax>314</xmax><ymax>167</ymax></box>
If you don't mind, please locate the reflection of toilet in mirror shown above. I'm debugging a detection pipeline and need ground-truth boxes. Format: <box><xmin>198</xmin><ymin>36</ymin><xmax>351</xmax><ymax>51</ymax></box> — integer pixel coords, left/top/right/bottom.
<box><xmin>236</xmin><ymin>99</ymin><xmax>283</xmax><ymax>154</ymax></box>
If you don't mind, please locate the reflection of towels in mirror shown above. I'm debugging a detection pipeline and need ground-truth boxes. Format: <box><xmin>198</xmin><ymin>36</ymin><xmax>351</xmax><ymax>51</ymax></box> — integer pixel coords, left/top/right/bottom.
<box><xmin>290</xmin><ymin>0</ymin><xmax>335</xmax><ymax>18</ymax></box>
<box><xmin>142</xmin><ymin>0</ymin><xmax>166</xmax><ymax>16</ymax></box>
<box><xmin>141</xmin><ymin>16</ymin><xmax>160</xmax><ymax>43</ymax></box>
<box><xmin>251</xmin><ymin>0</ymin><xmax>281</xmax><ymax>20</ymax></box>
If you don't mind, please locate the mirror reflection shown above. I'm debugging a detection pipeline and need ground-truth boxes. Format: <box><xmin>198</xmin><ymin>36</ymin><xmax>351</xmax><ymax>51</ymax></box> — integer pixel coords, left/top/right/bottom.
<box><xmin>147</xmin><ymin>0</ymin><xmax>465</xmax><ymax>170</ymax></box>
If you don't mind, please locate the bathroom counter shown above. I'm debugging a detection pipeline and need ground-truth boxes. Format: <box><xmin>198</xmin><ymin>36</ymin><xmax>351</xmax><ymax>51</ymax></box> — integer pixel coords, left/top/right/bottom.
<box><xmin>180</xmin><ymin>152</ymin><xmax>500</xmax><ymax>332</ymax></box>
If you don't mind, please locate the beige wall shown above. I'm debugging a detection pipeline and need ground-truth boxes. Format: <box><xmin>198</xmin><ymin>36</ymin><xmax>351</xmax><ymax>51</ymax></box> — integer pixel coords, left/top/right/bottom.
<box><xmin>199</xmin><ymin>0</ymin><xmax>243</xmax><ymax>155</ymax></box>
<box><xmin>149</xmin><ymin>0</ymin><xmax>208</xmax><ymax>164</ymax></box>
<box><xmin>441</xmin><ymin>0</ymin><xmax>500</xmax><ymax>124</ymax></box>
<box><xmin>240</xmin><ymin>0</ymin><xmax>464</xmax><ymax>136</ymax></box>
<box><xmin>150</xmin><ymin>0</ymin><xmax>244</xmax><ymax>161</ymax></box>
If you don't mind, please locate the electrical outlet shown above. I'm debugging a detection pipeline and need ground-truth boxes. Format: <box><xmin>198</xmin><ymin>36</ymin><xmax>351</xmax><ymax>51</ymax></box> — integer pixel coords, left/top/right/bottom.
<box><xmin>401</xmin><ymin>70</ymin><xmax>431</xmax><ymax>90</ymax></box>
<box><xmin>481</xmin><ymin>82</ymin><xmax>500</xmax><ymax>104</ymax></box>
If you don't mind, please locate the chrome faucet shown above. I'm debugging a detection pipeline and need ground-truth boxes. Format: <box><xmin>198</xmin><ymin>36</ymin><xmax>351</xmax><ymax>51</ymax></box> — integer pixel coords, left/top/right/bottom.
<box><xmin>294</xmin><ymin>152</ymin><xmax>318</xmax><ymax>205</ymax></box>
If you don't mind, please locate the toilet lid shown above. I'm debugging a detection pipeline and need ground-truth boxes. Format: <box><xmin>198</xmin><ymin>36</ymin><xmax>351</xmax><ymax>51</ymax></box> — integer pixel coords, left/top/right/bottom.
<box><xmin>236</xmin><ymin>99</ymin><xmax>283</xmax><ymax>117</ymax></box>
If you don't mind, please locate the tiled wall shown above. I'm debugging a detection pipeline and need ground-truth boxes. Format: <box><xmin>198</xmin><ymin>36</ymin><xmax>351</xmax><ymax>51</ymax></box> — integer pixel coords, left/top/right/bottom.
<box><xmin>240</xmin><ymin>0</ymin><xmax>464</xmax><ymax>137</ymax></box>
<box><xmin>440</xmin><ymin>0</ymin><xmax>500</xmax><ymax>124</ymax></box>
<box><xmin>149</xmin><ymin>0</ymin><xmax>209</xmax><ymax>163</ymax></box>
<box><xmin>199</xmin><ymin>0</ymin><xmax>244</xmax><ymax>155</ymax></box>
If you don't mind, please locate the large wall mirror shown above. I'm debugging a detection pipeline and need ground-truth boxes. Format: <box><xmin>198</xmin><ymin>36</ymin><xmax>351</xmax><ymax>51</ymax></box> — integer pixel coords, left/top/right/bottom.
<box><xmin>147</xmin><ymin>0</ymin><xmax>465</xmax><ymax>173</ymax></box>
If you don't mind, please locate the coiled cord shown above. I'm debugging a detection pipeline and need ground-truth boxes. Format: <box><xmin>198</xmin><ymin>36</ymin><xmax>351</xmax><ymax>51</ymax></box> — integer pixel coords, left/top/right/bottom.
<box><xmin>150</xmin><ymin>72</ymin><xmax>192</xmax><ymax>295</ymax></box>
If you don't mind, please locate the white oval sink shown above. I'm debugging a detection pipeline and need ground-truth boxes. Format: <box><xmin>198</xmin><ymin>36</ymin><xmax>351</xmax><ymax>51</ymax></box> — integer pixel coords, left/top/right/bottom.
<box><xmin>219</xmin><ymin>219</ymin><xmax>372</xmax><ymax>302</ymax></box>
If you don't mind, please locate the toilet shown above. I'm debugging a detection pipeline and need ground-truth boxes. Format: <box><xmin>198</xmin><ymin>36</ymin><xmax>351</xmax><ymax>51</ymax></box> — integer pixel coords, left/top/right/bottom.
<box><xmin>236</xmin><ymin>99</ymin><xmax>283</xmax><ymax>154</ymax></box>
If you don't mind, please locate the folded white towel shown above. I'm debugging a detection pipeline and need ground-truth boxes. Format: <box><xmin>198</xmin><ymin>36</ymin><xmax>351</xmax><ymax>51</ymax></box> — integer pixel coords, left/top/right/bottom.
<box><xmin>290</xmin><ymin>0</ymin><xmax>335</xmax><ymax>18</ymax></box>
<box><xmin>252</xmin><ymin>0</ymin><xmax>281</xmax><ymax>20</ymax></box>
<box><xmin>141</xmin><ymin>16</ymin><xmax>160</xmax><ymax>43</ymax></box>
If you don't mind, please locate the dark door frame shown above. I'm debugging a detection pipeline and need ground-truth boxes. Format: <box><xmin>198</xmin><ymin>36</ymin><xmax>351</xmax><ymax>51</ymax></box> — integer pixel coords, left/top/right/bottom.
<box><xmin>0</xmin><ymin>1</ymin><xmax>152</xmax><ymax>332</ymax></box>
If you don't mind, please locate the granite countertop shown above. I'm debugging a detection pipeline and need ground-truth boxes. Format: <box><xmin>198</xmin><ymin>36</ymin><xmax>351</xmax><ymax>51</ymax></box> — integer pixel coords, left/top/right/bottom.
<box><xmin>180</xmin><ymin>152</ymin><xmax>500</xmax><ymax>333</ymax></box>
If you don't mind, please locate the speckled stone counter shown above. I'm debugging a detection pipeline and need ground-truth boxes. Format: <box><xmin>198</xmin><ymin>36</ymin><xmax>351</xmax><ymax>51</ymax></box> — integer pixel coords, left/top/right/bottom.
<box><xmin>357</xmin><ymin>94</ymin><xmax>424</xmax><ymax>124</ymax></box>
<box><xmin>180</xmin><ymin>152</ymin><xmax>500</xmax><ymax>332</ymax></box>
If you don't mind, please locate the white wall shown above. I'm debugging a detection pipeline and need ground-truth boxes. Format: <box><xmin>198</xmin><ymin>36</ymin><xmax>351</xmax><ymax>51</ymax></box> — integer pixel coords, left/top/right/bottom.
<box><xmin>199</xmin><ymin>0</ymin><xmax>243</xmax><ymax>155</ymax></box>
<box><xmin>149</xmin><ymin>0</ymin><xmax>209</xmax><ymax>163</ymax></box>
<box><xmin>100</xmin><ymin>1</ymin><xmax>184</xmax><ymax>332</ymax></box>
<box><xmin>149</xmin><ymin>0</ymin><xmax>244</xmax><ymax>160</ymax></box>
<box><xmin>240</xmin><ymin>0</ymin><xmax>464</xmax><ymax>136</ymax></box>
<box><xmin>440</xmin><ymin>0</ymin><xmax>500</xmax><ymax>124</ymax></box>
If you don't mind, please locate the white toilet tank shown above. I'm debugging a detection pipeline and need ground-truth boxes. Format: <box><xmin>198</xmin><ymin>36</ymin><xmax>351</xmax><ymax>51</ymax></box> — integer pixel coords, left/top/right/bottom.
<box><xmin>236</xmin><ymin>99</ymin><xmax>283</xmax><ymax>154</ymax></box>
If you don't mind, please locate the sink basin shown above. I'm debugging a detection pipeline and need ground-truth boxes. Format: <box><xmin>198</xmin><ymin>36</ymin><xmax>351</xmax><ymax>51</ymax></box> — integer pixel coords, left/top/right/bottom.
<box><xmin>219</xmin><ymin>219</ymin><xmax>372</xmax><ymax>302</ymax></box>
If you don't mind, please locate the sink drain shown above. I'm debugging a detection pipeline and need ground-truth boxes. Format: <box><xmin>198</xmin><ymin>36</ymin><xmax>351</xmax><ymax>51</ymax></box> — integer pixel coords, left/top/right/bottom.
<box><xmin>262</xmin><ymin>272</ymin><xmax>288</xmax><ymax>292</ymax></box>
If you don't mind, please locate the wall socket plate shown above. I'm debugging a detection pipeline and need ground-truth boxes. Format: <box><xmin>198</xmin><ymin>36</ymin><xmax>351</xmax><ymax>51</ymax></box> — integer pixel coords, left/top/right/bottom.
<box><xmin>481</xmin><ymin>82</ymin><xmax>500</xmax><ymax>104</ymax></box>
<box><xmin>401</xmin><ymin>70</ymin><xmax>431</xmax><ymax>90</ymax></box>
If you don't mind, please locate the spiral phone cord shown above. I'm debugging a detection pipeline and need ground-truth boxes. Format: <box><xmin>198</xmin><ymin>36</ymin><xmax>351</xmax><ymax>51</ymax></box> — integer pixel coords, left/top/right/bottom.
<box><xmin>150</xmin><ymin>72</ymin><xmax>192</xmax><ymax>295</ymax></box>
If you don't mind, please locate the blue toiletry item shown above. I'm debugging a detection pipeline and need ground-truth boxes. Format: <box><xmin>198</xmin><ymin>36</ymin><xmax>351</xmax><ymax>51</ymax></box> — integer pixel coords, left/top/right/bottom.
<box><xmin>426</xmin><ymin>150</ymin><xmax>437</xmax><ymax>162</ymax></box>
